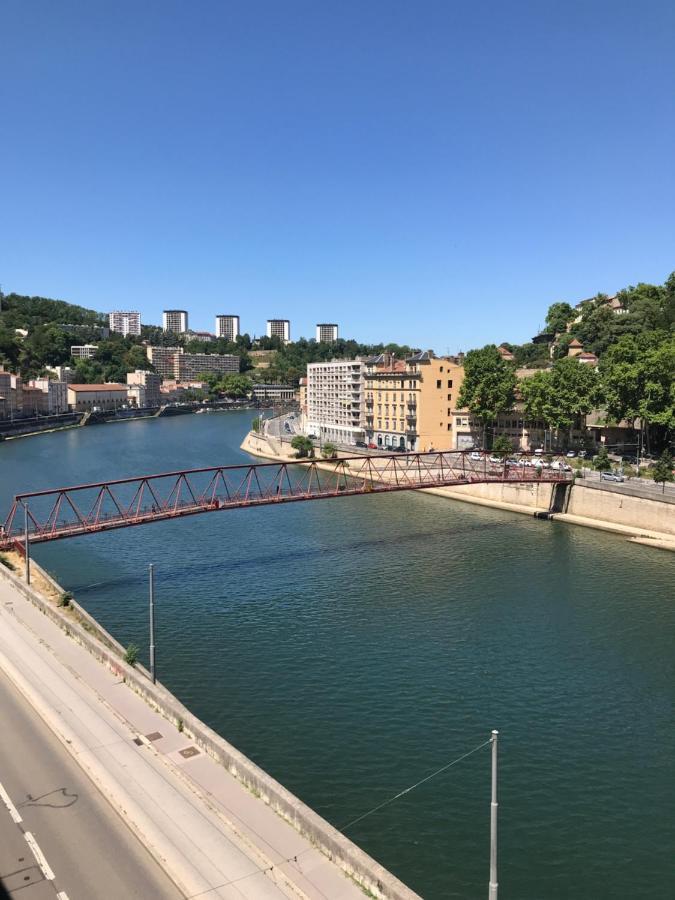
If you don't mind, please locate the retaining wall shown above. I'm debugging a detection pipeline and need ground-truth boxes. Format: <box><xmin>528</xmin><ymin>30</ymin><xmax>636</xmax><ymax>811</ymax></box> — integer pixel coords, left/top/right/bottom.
<box><xmin>565</xmin><ymin>483</ymin><xmax>675</xmax><ymax>537</ymax></box>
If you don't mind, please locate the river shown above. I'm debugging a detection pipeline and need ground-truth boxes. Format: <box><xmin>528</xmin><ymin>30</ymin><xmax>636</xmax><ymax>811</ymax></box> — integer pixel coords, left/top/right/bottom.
<box><xmin>1</xmin><ymin>411</ymin><xmax>673</xmax><ymax>899</ymax></box>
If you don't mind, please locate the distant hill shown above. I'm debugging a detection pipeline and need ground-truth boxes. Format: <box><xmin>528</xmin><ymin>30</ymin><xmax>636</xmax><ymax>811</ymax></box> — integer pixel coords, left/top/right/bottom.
<box><xmin>0</xmin><ymin>292</ymin><xmax>107</xmax><ymax>330</ymax></box>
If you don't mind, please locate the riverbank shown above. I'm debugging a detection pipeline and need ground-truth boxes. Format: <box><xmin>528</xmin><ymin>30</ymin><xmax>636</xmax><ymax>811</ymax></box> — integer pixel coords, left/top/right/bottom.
<box><xmin>240</xmin><ymin>430</ymin><xmax>675</xmax><ymax>551</ymax></box>
<box><xmin>0</xmin><ymin>551</ymin><xmax>419</xmax><ymax>900</ymax></box>
<box><xmin>0</xmin><ymin>401</ymin><xmax>259</xmax><ymax>442</ymax></box>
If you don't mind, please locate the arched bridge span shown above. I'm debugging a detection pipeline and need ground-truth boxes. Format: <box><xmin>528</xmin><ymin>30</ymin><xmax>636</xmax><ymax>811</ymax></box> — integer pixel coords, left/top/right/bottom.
<box><xmin>1</xmin><ymin>450</ymin><xmax>571</xmax><ymax>550</ymax></box>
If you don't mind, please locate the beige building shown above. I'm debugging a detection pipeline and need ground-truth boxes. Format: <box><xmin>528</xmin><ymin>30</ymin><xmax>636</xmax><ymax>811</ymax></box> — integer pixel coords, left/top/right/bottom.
<box><xmin>145</xmin><ymin>346</ymin><xmax>239</xmax><ymax>381</ymax></box>
<box><xmin>67</xmin><ymin>384</ymin><xmax>128</xmax><ymax>411</ymax></box>
<box><xmin>364</xmin><ymin>351</ymin><xmax>465</xmax><ymax>451</ymax></box>
<box><xmin>126</xmin><ymin>370</ymin><xmax>161</xmax><ymax>407</ymax></box>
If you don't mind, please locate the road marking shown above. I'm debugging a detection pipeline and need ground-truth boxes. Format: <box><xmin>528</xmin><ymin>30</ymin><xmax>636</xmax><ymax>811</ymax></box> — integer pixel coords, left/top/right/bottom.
<box><xmin>0</xmin><ymin>779</ymin><xmax>22</xmax><ymax>823</ymax></box>
<box><xmin>24</xmin><ymin>831</ymin><xmax>55</xmax><ymax>880</ymax></box>
<box><xmin>57</xmin><ymin>893</ymin><xmax>70</xmax><ymax>900</ymax></box>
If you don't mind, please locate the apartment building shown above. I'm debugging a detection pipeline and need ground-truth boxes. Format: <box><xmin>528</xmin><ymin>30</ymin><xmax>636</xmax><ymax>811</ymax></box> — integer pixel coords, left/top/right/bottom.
<box><xmin>306</xmin><ymin>358</ymin><xmax>365</xmax><ymax>445</ymax></box>
<box><xmin>162</xmin><ymin>309</ymin><xmax>189</xmax><ymax>333</ymax></box>
<box><xmin>215</xmin><ymin>315</ymin><xmax>240</xmax><ymax>341</ymax></box>
<box><xmin>364</xmin><ymin>351</ymin><xmax>465</xmax><ymax>451</ymax></box>
<box><xmin>176</xmin><ymin>352</ymin><xmax>239</xmax><ymax>380</ymax></box>
<box><xmin>252</xmin><ymin>384</ymin><xmax>295</xmax><ymax>402</ymax></box>
<box><xmin>0</xmin><ymin>371</ymin><xmax>21</xmax><ymax>418</ymax></box>
<box><xmin>109</xmin><ymin>310</ymin><xmax>141</xmax><ymax>336</ymax></box>
<box><xmin>26</xmin><ymin>379</ymin><xmax>69</xmax><ymax>415</ymax></box>
<box><xmin>145</xmin><ymin>346</ymin><xmax>239</xmax><ymax>381</ymax></box>
<box><xmin>266</xmin><ymin>319</ymin><xmax>290</xmax><ymax>342</ymax></box>
<box><xmin>71</xmin><ymin>344</ymin><xmax>98</xmax><ymax>360</ymax></box>
<box><xmin>316</xmin><ymin>323</ymin><xmax>338</xmax><ymax>343</ymax></box>
<box><xmin>126</xmin><ymin>370</ymin><xmax>161</xmax><ymax>407</ymax></box>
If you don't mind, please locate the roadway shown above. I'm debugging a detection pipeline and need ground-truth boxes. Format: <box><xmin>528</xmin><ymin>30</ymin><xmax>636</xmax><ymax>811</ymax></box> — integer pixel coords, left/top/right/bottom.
<box><xmin>0</xmin><ymin>669</ymin><xmax>183</xmax><ymax>900</ymax></box>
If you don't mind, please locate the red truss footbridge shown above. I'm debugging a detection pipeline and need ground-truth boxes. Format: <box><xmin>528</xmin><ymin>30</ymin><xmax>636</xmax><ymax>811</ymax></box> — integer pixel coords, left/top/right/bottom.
<box><xmin>0</xmin><ymin>450</ymin><xmax>572</xmax><ymax>551</ymax></box>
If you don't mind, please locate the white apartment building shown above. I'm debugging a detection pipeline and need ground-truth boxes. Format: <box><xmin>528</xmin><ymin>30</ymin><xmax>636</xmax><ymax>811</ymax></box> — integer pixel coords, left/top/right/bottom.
<box><xmin>215</xmin><ymin>315</ymin><xmax>240</xmax><ymax>341</ymax></box>
<box><xmin>162</xmin><ymin>309</ymin><xmax>189</xmax><ymax>333</ymax></box>
<box><xmin>316</xmin><ymin>323</ymin><xmax>338</xmax><ymax>343</ymax></box>
<box><xmin>109</xmin><ymin>310</ymin><xmax>141</xmax><ymax>336</ymax></box>
<box><xmin>266</xmin><ymin>319</ymin><xmax>290</xmax><ymax>342</ymax></box>
<box><xmin>71</xmin><ymin>344</ymin><xmax>98</xmax><ymax>359</ymax></box>
<box><xmin>305</xmin><ymin>358</ymin><xmax>366</xmax><ymax>445</ymax></box>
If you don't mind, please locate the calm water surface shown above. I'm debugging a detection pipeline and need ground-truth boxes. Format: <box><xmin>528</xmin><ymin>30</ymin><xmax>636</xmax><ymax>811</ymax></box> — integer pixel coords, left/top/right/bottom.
<box><xmin>1</xmin><ymin>412</ymin><xmax>673</xmax><ymax>899</ymax></box>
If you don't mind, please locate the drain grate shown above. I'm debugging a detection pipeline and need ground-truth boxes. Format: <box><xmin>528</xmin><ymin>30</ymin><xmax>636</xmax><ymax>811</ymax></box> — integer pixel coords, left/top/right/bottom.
<box><xmin>179</xmin><ymin>746</ymin><xmax>200</xmax><ymax>759</ymax></box>
<box><xmin>133</xmin><ymin>737</ymin><xmax>143</xmax><ymax>746</ymax></box>
<box><xmin>145</xmin><ymin>732</ymin><xmax>163</xmax><ymax>742</ymax></box>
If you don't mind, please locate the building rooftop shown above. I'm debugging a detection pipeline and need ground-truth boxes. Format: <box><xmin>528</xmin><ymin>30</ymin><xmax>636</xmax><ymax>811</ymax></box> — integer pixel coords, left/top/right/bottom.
<box><xmin>68</xmin><ymin>383</ymin><xmax>127</xmax><ymax>392</ymax></box>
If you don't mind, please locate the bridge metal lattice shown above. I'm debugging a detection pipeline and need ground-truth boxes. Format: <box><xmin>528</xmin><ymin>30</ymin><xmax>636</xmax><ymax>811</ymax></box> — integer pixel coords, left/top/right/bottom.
<box><xmin>0</xmin><ymin>450</ymin><xmax>571</xmax><ymax>549</ymax></box>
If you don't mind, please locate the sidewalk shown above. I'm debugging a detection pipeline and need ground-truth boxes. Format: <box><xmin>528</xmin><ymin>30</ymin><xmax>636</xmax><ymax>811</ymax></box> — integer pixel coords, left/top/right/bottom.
<box><xmin>0</xmin><ymin>573</ymin><xmax>369</xmax><ymax>900</ymax></box>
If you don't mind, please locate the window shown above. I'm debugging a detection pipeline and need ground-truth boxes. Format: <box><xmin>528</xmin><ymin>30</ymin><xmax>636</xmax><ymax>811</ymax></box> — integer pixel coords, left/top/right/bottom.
<box><xmin>447</xmin><ymin>380</ymin><xmax>453</xmax><ymax>388</ymax></box>
<box><xmin>447</xmin><ymin>424</ymin><xmax>452</xmax><ymax>431</ymax></box>
<box><xmin>448</xmin><ymin>408</ymin><xmax>452</xmax><ymax>416</ymax></box>
<box><xmin>447</xmin><ymin>394</ymin><xmax>452</xmax><ymax>401</ymax></box>
<box><xmin>440</xmin><ymin>366</ymin><xmax>444</xmax><ymax>372</ymax></box>
<box><xmin>436</xmin><ymin>379</ymin><xmax>442</xmax><ymax>388</ymax></box>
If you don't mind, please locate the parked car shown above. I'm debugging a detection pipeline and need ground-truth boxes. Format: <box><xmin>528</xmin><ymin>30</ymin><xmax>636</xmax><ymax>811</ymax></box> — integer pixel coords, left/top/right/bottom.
<box><xmin>367</xmin><ymin>442</ymin><xmax>377</xmax><ymax>449</ymax></box>
<box><xmin>578</xmin><ymin>450</ymin><xmax>588</xmax><ymax>458</ymax></box>
<box><xmin>488</xmin><ymin>455</ymin><xmax>502</xmax><ymax>464</ymax></box>
<box><xmin>601</xmin><ymin>471</ymin><xmax>625</xmax><ymax>482</ymax></box>
<box><xmin>470</xmin><ymin>451</ymin><xmax>483</xmax><ymax>461</ymax></box>
<box><xmin>534</xmin><ymin>448</ymin><xmax>544</xmax><ymax>456</ymax></box>
<box><xmin>355</xmin><ymin>440</ymin><xmax>367</xmax><ymax>448</ymax></box>
<box><xmin>566</xmin><ymin>451</ymin><xmax>576</xmax><ymax>458</ymax></box>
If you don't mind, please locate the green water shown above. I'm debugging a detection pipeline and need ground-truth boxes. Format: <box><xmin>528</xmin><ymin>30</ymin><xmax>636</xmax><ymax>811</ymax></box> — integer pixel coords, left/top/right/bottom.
<box><xmin>1</xmin><ymin>412</ymin><xmax>673</xmax><ymax>898</ymax></box>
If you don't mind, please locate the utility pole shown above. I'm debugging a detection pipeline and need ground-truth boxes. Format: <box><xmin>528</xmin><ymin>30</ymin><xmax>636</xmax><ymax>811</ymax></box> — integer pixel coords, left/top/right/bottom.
<box><xmin>148</xmin><ymin>563</ymin><xmax>156</xmax><ymax>683</ymax></box>
<box><xmin>23</xmin><ymin>502</ymin><xmax>31</xmax><ymax>585</ymax></box>
<box><xmin>489</xmin><ymin>729</ymin><xmax>499</xmax><ymax>900</ymax></box>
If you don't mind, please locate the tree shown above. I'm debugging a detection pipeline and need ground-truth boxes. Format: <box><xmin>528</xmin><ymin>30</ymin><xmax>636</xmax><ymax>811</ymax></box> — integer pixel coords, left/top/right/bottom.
<box><xmin>291</xmin><ymin>435</ymin><xmax>314</xmax><ymax>458</ymax></box>
<box><xmin>545</xmin><ymin>302</ymin><xmax>574</xmax><ymax>335</ymax></box>
<box><xmin>520</xmin><ymin>357</ymin><xmax>602</xmax><ymax>445</ymax></box>
<box><xmin>219</xmin><ymin>374</ymin><xmax>253</xmax><ymax>399</ymax></box>
<box><xmin>491</xmin><ymin>435</ymin><xmax>513</xmax><ymax>454</ymax></box>
<box><xmin>652</xmin><ymin>450</ymin><xmax>674</xmax><ymax>493</ymax></box>
<box><xmin>457</xmin><ymin>345</ymin><xmax>517</xmax><ymax>446</ymax></box>
<box><xmin>321</xmin><ymin>442</ymin><xmax>338</xmax><ymax>459</ymax></box>
<box><xmin>593</xmin><ymin>446</ymin><xmax>612</xmax><ymax>471</ymax></box>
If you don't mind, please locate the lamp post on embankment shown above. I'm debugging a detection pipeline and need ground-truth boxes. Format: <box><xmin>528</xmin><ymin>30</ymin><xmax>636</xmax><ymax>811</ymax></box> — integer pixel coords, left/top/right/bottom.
<box><xmin>23</xmin><ymin>501</ymin><xmax>30</xmax><ymax>585</ymax></box>
<box><xmin>489</xmin><ymin>729</ymin><xmax>499</xmax><ymax>900</ymax></box>
<box><xmin>149</xmin><ymin>563</ymin><xmax>156</xmax><ymax>683</ymax></box>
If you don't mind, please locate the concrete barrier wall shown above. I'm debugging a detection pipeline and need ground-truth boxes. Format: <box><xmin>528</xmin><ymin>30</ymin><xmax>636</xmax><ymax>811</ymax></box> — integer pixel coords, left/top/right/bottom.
<box><xmin>435</xmin><ymin>480</ymin><xmax>556</xmax><ymax>510</ymax></box>
<box><xmin>566</xmin><ymin>483</ymin><xmax>675</xmax><ymax>536</ymax></box>
<box><xmin>0</xmin><ymin>562</ymin><xmax>420</xmax><ymax>900</ymax></box>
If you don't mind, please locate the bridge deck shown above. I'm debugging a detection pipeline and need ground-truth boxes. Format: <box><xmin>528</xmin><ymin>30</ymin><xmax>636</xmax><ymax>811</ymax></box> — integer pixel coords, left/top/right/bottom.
<box><xmin>1</xmin><ymin>451</ymin><xmax>571</xmax><ymax>549</ymax></box>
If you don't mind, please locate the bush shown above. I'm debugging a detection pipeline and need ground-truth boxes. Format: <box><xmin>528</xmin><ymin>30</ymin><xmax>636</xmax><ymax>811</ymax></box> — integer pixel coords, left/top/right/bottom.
<box><xmin>124</xmin><ymin>643</ymin><xmax>139</xmax><ymax>666</ymax></box>
<box><xmin>58</xmin><ymin>591</ymin><xmax>73</xmax><ymax>608</ymax></box>
<box><xmin>491</xmin><ymin>435</ymin><xmax>513</xmax><ymax>454</ymax></box>
<box><xmin>593</xmin><ymin>446</ymin><xmax>612</xmax><ymax>472</ymax></box>
<box><xmin>0</xmin><ymin>554</ymin><xmax>16</xmax><ymax>571</ymax></box>
<box><xmin>321</xmin><ymin>442</ymin><xmax>338</xmax><ymax>459</ymax></box>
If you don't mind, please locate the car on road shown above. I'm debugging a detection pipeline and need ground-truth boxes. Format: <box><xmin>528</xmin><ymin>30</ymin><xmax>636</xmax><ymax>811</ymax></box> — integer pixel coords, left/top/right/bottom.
<box><xmin>488</xmin><ymin>455</ymin><xmax>502</xmax><ymax>464</ymax></box>
<box><xmin>470</xmin><ymin>452</ymin><xmax>483</xmax><ymax>461</ymax></box>
<box><xmin>551</xmin><ymin>460</ymin><xmax>572</xmax><ymax>472</ymax></box>
<box><xmin>566</xmin><ymin>451</ymin><xmax>576</xmax><ymax>458</ymax></box>
<box><xmin>355</xmin><ymin>440</ymin><xmax>367</xmax><ymax>448</ymax></box>
<box><xmin>367</xmin><ymin>442</ymin><xmax>377</xmax><ymax>449</ymax></box>
<box><xmin>601</xmin><ymin>471</ymin><xmax>625</xmax><ymax>482</ymax></box>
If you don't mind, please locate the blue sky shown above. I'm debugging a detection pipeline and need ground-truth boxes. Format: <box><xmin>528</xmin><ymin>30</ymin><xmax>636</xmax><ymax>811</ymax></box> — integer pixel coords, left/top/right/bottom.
<box><xmin>1</xmin><ymin>1</ymin><xmax>673</xmax><ymax>351</ymax></box>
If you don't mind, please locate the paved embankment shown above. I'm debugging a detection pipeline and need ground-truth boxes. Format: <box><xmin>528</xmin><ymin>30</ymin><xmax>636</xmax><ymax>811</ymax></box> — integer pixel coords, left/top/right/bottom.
<box><xmin>240</xmin><ymin>431</ymin><xmax>675</xmax><ymax>551</ymax></box>
<box><xmin>0</xmin><ymin>557</ymin><xmax>420</xmax><ymax>900</ymax></box>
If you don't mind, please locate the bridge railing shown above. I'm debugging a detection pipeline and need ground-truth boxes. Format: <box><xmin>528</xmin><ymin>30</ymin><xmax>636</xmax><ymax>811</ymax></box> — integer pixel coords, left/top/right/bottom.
<box><xmin>0</xmin><ymin>451</ymin><xmax>571</xmax><ymax>547</ymax></box>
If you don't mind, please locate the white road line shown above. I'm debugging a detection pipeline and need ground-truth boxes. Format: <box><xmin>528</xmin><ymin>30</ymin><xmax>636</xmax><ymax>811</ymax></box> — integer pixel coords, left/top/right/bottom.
<box><xmin>57</xmin><ymin>893</ymin><xmax>70</xmax><ymax>900</ymax></box>
<box><xmin>24</xmin><ymin>831</ymin><xmax>56</xmax><ymax>880</ymax></box>
<box><xmin>0</xmin><ymin>779</ymin><xmax>22</xmax><ymax>823</ymax></box>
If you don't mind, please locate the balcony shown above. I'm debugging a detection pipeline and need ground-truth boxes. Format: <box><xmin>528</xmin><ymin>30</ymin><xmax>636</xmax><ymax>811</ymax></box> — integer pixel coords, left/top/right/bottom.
<box><xmin>406</xmin><ymin>414</ymin><xmax>417</xmax><ymax>424</ymax></box>
<box><xmin>407</xmin><ymin>400</ymin><xmax>417</xmax><ymax>410</ymax></box>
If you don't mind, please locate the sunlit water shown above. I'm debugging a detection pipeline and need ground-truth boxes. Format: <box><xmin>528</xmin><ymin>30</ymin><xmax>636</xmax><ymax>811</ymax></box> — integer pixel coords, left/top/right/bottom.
<box><xmin>1</xmin><ymin>412</ymin><xmax>673</xmax><ymax>899</ymax></box>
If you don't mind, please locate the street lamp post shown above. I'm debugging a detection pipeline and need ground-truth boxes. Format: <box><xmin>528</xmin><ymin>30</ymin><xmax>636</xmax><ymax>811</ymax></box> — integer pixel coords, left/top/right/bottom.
<box><xmin>149</xmin><ymin>563</ymin><xmax>156</xmax><ymax>683</ymax></box>
<box><xmin>23</xmin><ymin>502</ymin><xmax>31</xmax><ymax>585</ymax></box>
<box><xmin>489</xmin><ymin>729</ymin><xmax>499</xmax><ymax>900</ymax></box>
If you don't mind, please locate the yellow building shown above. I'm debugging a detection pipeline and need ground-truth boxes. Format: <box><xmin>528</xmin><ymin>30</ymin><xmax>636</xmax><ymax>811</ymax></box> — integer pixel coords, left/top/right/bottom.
<box><xmin>364</xmin><ymin>351</ymin><xmax>465</xmax><ymax>451</ymax></box>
